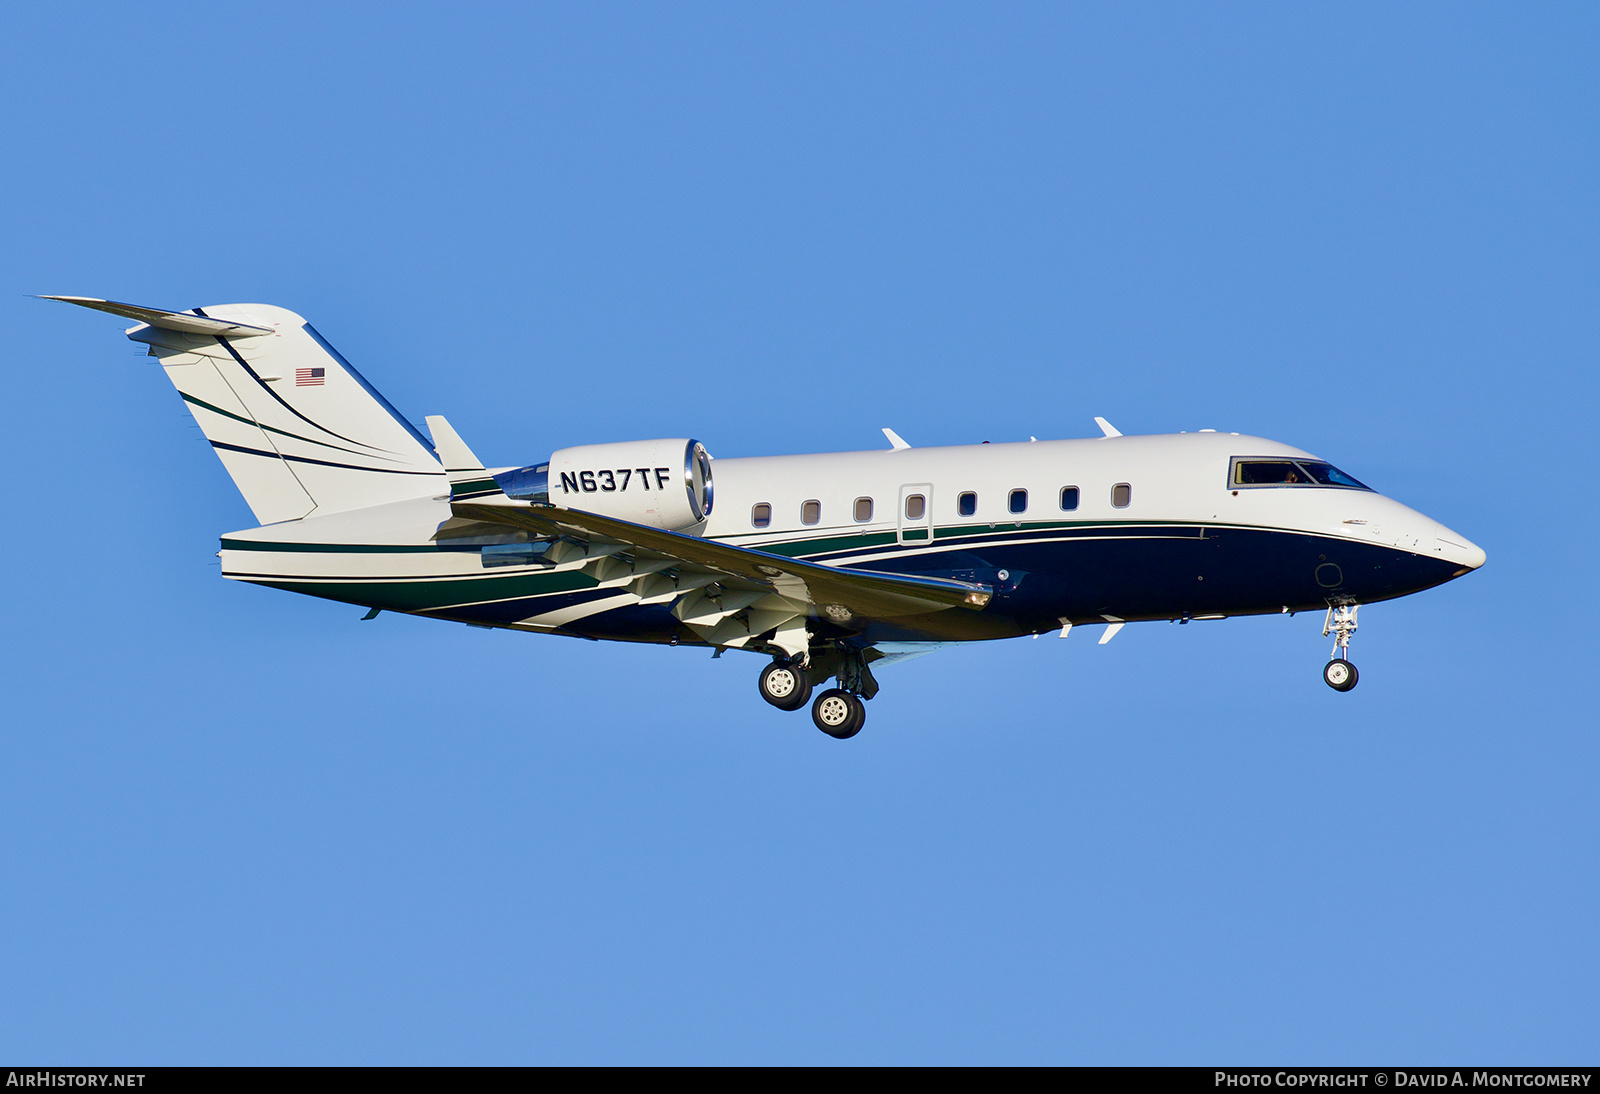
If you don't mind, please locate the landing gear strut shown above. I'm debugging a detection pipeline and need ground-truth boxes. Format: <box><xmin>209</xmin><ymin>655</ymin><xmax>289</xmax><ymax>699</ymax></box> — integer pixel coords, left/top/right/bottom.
<box><xmin>1322</xmin><ymin>602</ymin><xmax>1359</xmax><ymax>692</ymax></box>
<box><xmin>758</xmin><ymin>660</ymin><xmax>813</xmax><ymax>711</ymax></box>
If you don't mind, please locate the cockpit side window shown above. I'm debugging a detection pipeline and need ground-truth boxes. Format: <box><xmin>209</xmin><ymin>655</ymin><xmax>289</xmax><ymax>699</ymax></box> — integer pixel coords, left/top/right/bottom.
<box><xmin>1235</xmin><ymin>460</ymin><xmax>1303</xmax><ymax>485</ymax></box>
<box><xmin>1298</xmin><ymin>461</ymin><xmax>1370</xmax><ymax>489</ymax></box>
<box><xmin>1230</xmin><ymin>457</ymin><xmax>1370</xmax><ymax>490</ymax></box>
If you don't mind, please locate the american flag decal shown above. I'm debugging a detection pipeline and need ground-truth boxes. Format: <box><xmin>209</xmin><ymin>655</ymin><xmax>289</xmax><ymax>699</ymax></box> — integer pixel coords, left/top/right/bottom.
<box><xmin>295</xmin><ymin>367</ymin><xmax>326</xmax><ymax>386</ymax></box>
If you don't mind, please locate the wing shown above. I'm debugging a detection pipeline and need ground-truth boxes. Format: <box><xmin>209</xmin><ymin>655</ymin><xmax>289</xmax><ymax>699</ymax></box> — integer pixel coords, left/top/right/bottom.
<box><xmin>448</xmin><ymin>498</ymin><xmax>992</xmax><ymax>659</ymax></box>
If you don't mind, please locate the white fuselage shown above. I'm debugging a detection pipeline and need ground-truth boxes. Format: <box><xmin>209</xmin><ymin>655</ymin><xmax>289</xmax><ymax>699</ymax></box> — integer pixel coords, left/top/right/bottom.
<box><xmin>217</xmin><ymin>430</ymin><xmax>1483</xmax><ymax>645</ymax></box>
<box><xmin>705</xmin><ymin>432</ymin><xmax>1481</xmax><ymax>570</ymax></box>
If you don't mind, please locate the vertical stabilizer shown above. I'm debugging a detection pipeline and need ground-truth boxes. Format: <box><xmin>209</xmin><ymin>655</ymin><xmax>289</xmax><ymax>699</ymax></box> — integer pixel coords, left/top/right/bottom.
<box><xmin>51</xmin><ymin>298</ymin><xmax>447</xmax><ymax>523</ymax></box>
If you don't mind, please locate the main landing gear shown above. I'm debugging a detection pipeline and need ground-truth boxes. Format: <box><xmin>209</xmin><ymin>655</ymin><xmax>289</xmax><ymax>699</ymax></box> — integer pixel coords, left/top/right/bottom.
<box><xmin>1322</xmin><ymin>602</ymin><xmax>1359</xmax><ymax>692</ymax></box>
<box><xmin>758</xmin><ymin>660</ymin><xmax>813</xmax><ymax>711</ymax></box>
<box><xmin>757</xmin><ymin>646</ymin><xmax>876</xmax><ymax>739</ymax></box>
<box><xmin>810</xmin><ymin>689</ymin><xmax>866</xmax><ymax>739</ymax></box>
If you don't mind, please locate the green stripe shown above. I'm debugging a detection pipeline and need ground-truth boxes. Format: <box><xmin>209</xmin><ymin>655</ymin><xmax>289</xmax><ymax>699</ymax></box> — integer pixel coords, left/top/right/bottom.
<box><xmin>732</xmin><ymin>518</ymin><xmax>1328</xmax><ymax>557</ymax></box>
<box><xmin>934</xmin><ymin>518</ymin><xmax>1098</xmax><ymax>542</ymax></box>
<box><xmin>746</xmin><ymin>530</ymin><xmax>899</xmax><ymax>557</ymax></box>
<box><xmin>226</xmin><ymin>518</ymin><xmax>1318</xmax><ymax>563</ymax></box>
<box><xmin>228</xmin><ymin>517</ymin><xmax>1354</xmax><ymax>613</ymax></box>
<box><xmin>221</xmin><ymin>539</ymin><xmax>449</xmax><ymax>553</ymax></box>
<box><xmin>238</xmin><ymin>570</ymin><xmax>594</xmax><ymax>611</ymax></box>
<box><xmin>449</xmin><ymin>480</ymin><xmax>503</xmax><ymax>499</ymax></box>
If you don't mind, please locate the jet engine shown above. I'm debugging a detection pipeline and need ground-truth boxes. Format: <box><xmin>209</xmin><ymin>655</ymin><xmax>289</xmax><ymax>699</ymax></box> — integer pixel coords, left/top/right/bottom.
<box><xmin>494</xmin><ymin>439</ymin><xmax>713</xmax><ymax>531</ymax></box>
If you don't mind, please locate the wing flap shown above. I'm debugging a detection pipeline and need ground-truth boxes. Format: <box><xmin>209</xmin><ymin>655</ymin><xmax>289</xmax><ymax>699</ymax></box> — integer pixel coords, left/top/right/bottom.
<box><xmin>449</xmin><ymin>499</ymin><xmax>993</xmax><ymax>622</ymax></box>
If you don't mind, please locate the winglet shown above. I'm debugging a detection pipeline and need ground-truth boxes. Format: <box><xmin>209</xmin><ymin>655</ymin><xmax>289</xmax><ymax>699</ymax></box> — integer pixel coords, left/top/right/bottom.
<box><xmin>882</xmin><ymin>427</ymin><xmax>911</xmax><ymax>450</ymax></box>
<box><xmin>40</xmin><ymin>295</ymin><xmax>274</xmax><ymax>337</ymax></box>
<box><xmin>425</xmin><ymin>415</ymin><xmax>502</xmax><ymax>500</ymax></box>
<box><xmin>1094</xmin><ymin>416</ymin><xmax>1122</xmax><ymax>438</ymax></box>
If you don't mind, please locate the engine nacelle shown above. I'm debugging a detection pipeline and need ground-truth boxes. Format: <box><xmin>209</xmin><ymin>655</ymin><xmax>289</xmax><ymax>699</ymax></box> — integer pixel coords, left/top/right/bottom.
<box><xmin>494</xmin><ymin>438</ymin><xmax>713</xmax><ymax>531</ymax></box>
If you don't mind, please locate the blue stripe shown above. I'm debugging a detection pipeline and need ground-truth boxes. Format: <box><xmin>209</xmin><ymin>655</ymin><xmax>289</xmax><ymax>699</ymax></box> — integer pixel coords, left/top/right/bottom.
<box><xmin>209</xmin><ymin>440</ymin><xmax>441</xmax><ymax>476</ymax></box>
<box><xmin>194</xmin><ymin>311</ymin><xmax>397</xmax><ymax>455</ymax></box>
<box><xmin>302</xmin><ymin>323</ymin><xmax>436</xmax><ymax>454</ymax></box>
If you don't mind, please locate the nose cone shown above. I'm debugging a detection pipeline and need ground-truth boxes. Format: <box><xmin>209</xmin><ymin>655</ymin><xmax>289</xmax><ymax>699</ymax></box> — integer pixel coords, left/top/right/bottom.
<box><xmin>1435</xmin><ymin>524</ymin><xmax>1487</xmax><ymax>572</ymax></box>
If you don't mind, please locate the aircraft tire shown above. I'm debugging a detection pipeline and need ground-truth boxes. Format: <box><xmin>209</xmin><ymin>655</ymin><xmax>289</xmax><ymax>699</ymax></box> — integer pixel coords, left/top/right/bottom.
<box><xmin>759</xmin><ymin>661</ymin><xmax>813</xmax><ymax>711</ymax></box>
<box><xmin>812</xmin><ymin>689</ymin><xmax>865</xmax><ymax>738</ymax></box>
<box><xmin>1323</xmin><ymin>658</ymin><xmax>1359</xmax><ymax>692</ymax></box>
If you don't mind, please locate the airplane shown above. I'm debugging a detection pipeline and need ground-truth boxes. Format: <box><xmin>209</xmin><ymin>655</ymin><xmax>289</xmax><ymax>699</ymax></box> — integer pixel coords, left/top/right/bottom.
<box><xmin>47</xmin><ymin>296</ymin><xmax>1487</xmax><ymax>739</ymax></box>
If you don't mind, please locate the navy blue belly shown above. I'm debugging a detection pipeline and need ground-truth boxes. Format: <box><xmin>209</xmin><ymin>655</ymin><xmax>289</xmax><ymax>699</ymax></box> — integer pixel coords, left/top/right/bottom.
<box><xmin>854</xmin><ymin>525</ymin><xmax>1465</xmax><ymax>633</ymax></box>
<box><xmin>426</xmin><ymin>524</ymin><xmax>1467</xmax><ymax>646</ymax></box>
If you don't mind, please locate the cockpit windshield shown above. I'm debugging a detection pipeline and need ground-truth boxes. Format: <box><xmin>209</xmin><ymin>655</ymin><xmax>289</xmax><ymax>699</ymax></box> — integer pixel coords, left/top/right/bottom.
<box><xmin>1231</xmin><ymin>458</ymin><xmax>1370</xmax><ymax>490</ymax></box>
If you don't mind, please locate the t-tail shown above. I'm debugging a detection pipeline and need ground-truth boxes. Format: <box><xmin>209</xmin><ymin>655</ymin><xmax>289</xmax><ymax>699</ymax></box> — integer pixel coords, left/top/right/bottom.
<box><xmin>47</xmin><ymin>297</ymin><xmax>447</xmax><ymax>523</ymax></box>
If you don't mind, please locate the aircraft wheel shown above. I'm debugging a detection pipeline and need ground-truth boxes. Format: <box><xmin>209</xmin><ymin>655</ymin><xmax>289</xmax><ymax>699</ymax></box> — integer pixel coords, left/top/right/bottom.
<box><xmin>759</xmin><ymin>661</ymin><xmax>813</xmax><ymax>711</ymax></box>
<box><xmin>1323</xmin><ymin>658</ymin><xmax>1359</xmax><ymax>692</ymax></box>
<box><xmin>812</xmin><ymin>688</ymin><xmax>865</xmax><ymax>738</ymax></box>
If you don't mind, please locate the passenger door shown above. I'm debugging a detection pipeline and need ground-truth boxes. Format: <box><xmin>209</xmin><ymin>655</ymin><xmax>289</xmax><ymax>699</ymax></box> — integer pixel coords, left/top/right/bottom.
<box><xmin>898</xmin><ymin>483</ymin><xmax>933</xmax><ymax>546</ymax></box>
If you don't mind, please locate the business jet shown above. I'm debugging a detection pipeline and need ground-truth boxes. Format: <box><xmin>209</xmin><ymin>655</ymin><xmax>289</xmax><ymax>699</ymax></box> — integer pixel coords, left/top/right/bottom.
<box><xmin>49</xmin><ymin>296</ymin><xmax>1486</xmax><ymax>738</ymax></box>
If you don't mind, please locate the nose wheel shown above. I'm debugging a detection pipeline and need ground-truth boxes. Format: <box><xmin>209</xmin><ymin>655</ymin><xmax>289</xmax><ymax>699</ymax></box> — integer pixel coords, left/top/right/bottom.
<box><xmin>1321</xmin><ymin>602</ymin><xmax>1360</xmax><ymax>692</ymax></box>
<box><xmin>1323</xmin><ymin>658</ymin><xmax>1358</xmax><ymax>691</ymax></box>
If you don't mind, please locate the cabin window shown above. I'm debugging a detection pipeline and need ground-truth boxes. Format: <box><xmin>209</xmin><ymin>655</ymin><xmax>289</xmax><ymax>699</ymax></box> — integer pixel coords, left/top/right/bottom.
<box><xmin>854</xmin><ymin>497</ymin><xmax>874</xmax><ymax>522</ymax></box>
<box><xmin>1009</xmin><ymin>489</ymin><xmax>1028</xmax><ymax>514</ymax></box>
<box><xmin>1060</xmin><ymin>486</ymin><xmax>1080</xmax><ymax>511</ymax></box>
<box><xmin>1231</xmin><ymin>458</ymin><xmax>1371</xmax><ymax>490</ymax></box>
<box><xmin>801</xmin><ymin>500</ymin><xmax>821</xmax><ymax>525</ymax></box>
<box><xmin>751</xmin><ymin>503</ymin><xmax>772</xmax><ymax>529</ymax></box>
<box><xmin>1111</xmin><ymin>483</ymin><xmax>1132</xmax><ymax>508</ymax></box>
<box><xmin>958</xmin><ymin>492</ymin><xmax>977</xmax><ymax>517</ymax></box>
<box><xmin>904</xmin><ymin>494</ymin><xmax>926</xmax><ymax>520</ymax></box>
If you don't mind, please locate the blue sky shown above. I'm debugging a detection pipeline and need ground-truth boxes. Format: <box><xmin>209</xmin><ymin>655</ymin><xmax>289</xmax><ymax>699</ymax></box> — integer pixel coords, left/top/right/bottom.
<box><xmin>2</xmin><ymin>2</ymin><xmax>1595</xmax><ymax>1064</ymax></box>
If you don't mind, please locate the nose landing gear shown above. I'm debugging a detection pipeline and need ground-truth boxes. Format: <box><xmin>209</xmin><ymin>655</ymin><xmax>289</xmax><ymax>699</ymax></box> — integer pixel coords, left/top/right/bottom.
<box><xmin>1322</xmin><ymin>602</ymin><xmax>1359</xmax><ymax>692</ymax></box>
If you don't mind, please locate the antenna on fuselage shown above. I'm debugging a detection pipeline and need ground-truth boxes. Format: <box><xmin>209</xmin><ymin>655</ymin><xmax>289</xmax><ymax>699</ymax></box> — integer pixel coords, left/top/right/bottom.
<box><xmin>882</xmin><ymin>427</ymin><xmax>911</xmax><ymax>450</ymax></box>
<box><xmin>1094</xmin><ymin>417</ymin><xmax>1122</xmax><ymax>438</ymax></box>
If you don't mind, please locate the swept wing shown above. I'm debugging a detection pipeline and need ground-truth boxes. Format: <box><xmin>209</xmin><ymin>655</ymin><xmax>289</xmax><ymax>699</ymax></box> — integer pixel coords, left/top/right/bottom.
<box><xmin>449</xmin><ymin>497</ymin><xmax>992</xmax><ymax>659</ymax></box>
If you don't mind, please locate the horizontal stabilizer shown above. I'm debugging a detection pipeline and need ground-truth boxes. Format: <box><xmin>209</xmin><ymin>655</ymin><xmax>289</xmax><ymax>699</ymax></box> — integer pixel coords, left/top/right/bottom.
<box><xmin>42</xmin><ymin>296</ymin><xmax>273</xmax><ymax>337</ymax></box>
